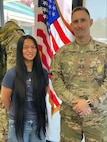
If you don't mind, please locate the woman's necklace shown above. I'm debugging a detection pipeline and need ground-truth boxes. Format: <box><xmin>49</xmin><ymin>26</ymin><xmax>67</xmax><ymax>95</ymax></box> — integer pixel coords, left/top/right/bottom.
<box><xmin>27</xmin><ymin>72</ymin><xmax>32</xmax><ymax>86</ymax></box>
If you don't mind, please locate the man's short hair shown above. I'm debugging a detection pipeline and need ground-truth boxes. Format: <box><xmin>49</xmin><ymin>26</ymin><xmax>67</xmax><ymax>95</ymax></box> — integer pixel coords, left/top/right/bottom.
<box><xmin>72</xmin><ymin>6</ymin><xmax>90</xmax><ymax>18</ymax></box>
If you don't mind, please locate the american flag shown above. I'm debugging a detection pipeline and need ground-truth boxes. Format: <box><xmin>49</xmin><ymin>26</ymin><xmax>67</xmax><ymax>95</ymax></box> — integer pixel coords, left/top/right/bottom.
<box><xmin>34</xmin><ymin>0</ymin><xmax>74</xmax><ymax>114</ymax></box>
<box><xmin>34</xmin><ymin>0</ymin><xmax>74</xmax><ymax>140</ymax></box>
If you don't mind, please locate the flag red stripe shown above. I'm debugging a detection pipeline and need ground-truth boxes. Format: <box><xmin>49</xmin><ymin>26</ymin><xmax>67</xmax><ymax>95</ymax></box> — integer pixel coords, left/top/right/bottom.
<box><xmin>53</xmin><ymin>20</ymin><xmax>71</xmax><ymax>44</ymax></box>
<box><xmin>50</xmin><ymin>31</ymin><xmax>59</xmax><ymax>53</ymax></box>
<box><xmin>50</xmin><ymin>89</ymin><xmax>60</xmax><ymax>106</ymax></box>
<box><xmin>38</xmin><ymin>44</ymin><xmax>50</xmax><ymax>70</ymax></box>
<box><xmin>37</xmin><ymin>29</ymin><xmax>53</xmax><ymax>59</ymax></box>
<box><xmin>38</xmin><ymin>14</ymin><xmax>44</xmax><ymax>21</ymax></box>
<box><xmin>41</xmin><ymin>54</ymin><xmax>50</xmax><ymax>70</ymax></box>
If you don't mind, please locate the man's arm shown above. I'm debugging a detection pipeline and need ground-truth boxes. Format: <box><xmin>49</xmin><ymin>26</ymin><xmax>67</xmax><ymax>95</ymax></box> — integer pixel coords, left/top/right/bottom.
<box><xmin>50</xmin><ymin>52</ymin><xmax>76</xmax><ymax>106</ymax></box>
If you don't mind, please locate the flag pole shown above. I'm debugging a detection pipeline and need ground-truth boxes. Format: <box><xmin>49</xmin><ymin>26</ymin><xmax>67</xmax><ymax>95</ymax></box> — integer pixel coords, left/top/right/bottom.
<box><xmin>0</xmin><ymin>0</ymin><xmax>4</xmax><ymax>27</ymax></box>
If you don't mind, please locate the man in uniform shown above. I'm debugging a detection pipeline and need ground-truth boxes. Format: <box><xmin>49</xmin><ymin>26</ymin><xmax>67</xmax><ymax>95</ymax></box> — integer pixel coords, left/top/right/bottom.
<box><xmin>50</xmin><ymin>6</ymin><xmax>107</xmax><ymax>142</ymax></box>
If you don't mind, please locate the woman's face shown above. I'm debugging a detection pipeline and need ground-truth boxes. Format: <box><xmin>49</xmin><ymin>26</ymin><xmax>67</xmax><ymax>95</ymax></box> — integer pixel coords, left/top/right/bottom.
<box><xmin>22</xmin><ymin>38</ymin><xmax>37</xmax><ymax>62</ymax></box>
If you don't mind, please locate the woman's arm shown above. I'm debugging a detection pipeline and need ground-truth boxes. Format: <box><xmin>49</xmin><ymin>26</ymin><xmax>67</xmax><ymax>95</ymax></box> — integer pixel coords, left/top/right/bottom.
<box><xmin>1</xmin><ymin>86</ymin><xmax>12</xmax><ymax>111</ymax></box>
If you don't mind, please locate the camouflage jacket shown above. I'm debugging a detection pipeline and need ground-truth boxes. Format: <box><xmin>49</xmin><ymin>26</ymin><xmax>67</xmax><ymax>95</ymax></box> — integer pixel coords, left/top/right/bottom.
<box><xmin>0</xmin><ymin>20</ymin><xmax>24</xmax><ymax>71</ymax></box>
<box><xmin>50</xmin><ymin>38</ymin><xmax>107</xmax><ymax>112</ymax></box>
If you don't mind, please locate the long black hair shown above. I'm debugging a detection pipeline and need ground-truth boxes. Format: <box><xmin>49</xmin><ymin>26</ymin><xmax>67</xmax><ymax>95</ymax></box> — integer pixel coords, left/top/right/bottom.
<box><xmin>14</xmin><ymin>35</ymin><xmax>47</xmax><ymax>141</ymax></box>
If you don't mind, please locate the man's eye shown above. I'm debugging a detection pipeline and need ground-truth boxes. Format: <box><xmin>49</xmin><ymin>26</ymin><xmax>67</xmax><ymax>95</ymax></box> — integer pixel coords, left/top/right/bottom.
<box><xmin>81</xmin><ymin>18</ymin><xmax>88</xmax><ymax>22</ymax></box>
<box><xmin>81</xmin><ymin>19</ymin><xmax>86</xmax><ymax>22</ymax></box>
<box><xmin>73</xmin><ymin>20</ymin><xmax>78</xmax><ymax>24</ymax></box>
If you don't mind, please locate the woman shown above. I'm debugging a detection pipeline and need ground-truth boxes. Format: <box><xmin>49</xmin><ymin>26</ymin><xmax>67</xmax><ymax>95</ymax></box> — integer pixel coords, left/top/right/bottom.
<box><xmin>1</xmin><ymin>35</ymin><xmax>49</xmax><ymax>142</ymax></box>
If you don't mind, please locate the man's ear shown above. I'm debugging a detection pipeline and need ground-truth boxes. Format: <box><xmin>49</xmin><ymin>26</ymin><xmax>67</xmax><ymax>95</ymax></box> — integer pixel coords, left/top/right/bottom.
<box><xmin>90</xmin><ymin>19</ymin><xmax>93</xmax><ymax>27</ymax></box>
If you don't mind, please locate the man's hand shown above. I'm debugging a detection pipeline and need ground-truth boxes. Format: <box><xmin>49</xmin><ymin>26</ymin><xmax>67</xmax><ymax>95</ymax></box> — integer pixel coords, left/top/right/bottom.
<box><xmin>72</xmin><ymin>99</ymin><xmax>92</xmax><ymax>116</ymax></box>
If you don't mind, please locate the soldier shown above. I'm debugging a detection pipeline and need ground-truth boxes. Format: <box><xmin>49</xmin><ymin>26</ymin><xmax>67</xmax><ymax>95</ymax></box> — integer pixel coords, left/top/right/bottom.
<box><xmin>50</xmin><ymin>6</ymin><xmax>107</xmax><ymax>142</ymax></box>
<box><xmin>0</xmin><ymin>19</ymin><xmax>24</xmax><ymax>70</ymax></box>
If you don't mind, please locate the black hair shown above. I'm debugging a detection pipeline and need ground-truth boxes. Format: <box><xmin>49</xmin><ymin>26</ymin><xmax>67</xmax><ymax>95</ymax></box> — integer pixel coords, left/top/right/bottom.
<box><xmin>14</xmin><ymin>35</ymin><xmax>47</xmax><ymax>141</ymax></box>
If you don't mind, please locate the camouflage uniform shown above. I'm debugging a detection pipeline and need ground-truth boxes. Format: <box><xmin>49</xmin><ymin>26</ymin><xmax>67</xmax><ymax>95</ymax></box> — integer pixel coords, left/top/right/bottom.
<box><xmin>50</xmin><ymin>38</ymin><xmax>107</xmax><ymax>142</ymax></box>
<box><xmin>0</xmin><ymin>20</ymin><xmax>24</xmax><ymax>70</ymax></box>
<box><xmin>0</xmin><ymin>95</ymin><xmax>8</xmax><ymax>142</ymax></box>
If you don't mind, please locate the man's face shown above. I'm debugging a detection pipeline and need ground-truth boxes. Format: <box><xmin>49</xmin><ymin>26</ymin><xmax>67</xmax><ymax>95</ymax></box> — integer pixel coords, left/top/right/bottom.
<box><xmin>71</xmin><ymin>10</ymin><xmax>93</xmax><ymax>40</ymax></box>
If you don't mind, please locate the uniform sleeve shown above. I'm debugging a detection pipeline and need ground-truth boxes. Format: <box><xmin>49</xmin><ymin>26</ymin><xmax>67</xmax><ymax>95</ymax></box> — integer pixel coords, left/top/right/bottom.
<box><xmin>1</xmin><ymin>67</ymin><xmax>15</xmax><ymax>89</ymax></box>
<box><xmin>90</xmin><ymin>78</ymin><xmax>107</xmax><ymax>108</ymax></box>
<box><xmin>50</xmin><ymin>50</ymin><xmax>76</xmax><ymax>106</ymax></box>
<box><xmin>90</xmin><ymin>44</ymin><xmax>107</xmax><ymax>107</ymax></box>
